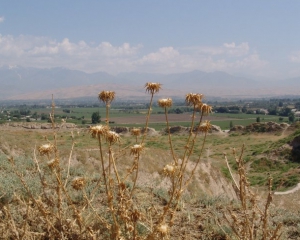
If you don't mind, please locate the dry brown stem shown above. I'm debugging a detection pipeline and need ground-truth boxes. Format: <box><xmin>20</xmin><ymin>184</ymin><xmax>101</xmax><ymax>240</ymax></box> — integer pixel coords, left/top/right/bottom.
<box><xmin>223</xmin><ymin>145</ymin><xmax>282</xmax><ymax>240</ymax></box>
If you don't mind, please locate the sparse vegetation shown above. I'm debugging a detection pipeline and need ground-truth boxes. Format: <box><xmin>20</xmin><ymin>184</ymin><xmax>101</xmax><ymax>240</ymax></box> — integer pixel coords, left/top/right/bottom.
<box><xmin>1</xmin><ymin>85</ymin><xmax>300</xmax><ymax>239</ymax></box>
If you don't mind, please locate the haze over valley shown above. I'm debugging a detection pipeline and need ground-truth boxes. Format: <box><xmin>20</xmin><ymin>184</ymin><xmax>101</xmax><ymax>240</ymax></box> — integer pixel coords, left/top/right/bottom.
<box><xmin>1</xmin><ymin>66</ymin><xmax>300</xmax><ymax>101</ymax></box>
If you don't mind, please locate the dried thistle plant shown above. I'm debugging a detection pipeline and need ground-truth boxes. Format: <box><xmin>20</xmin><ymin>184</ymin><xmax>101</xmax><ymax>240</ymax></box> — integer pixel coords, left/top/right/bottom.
<box><xmin>98</xmin><ymin>90</ymin><xmax>115</xmax><ymax>125</ymax></box>
<box><xmin>71</xmin><ymin>177</ymin><xmax>86</xmax><ymax>191</ymax></box>
<box><xmin>0</xmin><ymin>83</ymin><xmax>247</xmax><ymax>240</ymax></box>
<box><xmin>89</xmin><ymin>124</ymin><xmax>109</xmax><ymax>138</ymax></box>
<box><xmin>106</xmin><ymin>130</ymin><xmax>120</xmax><ymax>144</ymax></box>
<box><xmin>145</xmin><ymin>82</ymin><xmax>162</xmax><ymax>94</ymax></box>
<box><xmin>197</xmin><ymin>103</ymin><xmax>213</xmax><ymax>115</ymax></box>
<box><xmin>222</xmin><ymin>146</ymin><xmax>282</xmax><ymax>239</ymax></box>
<box><xmin>131</xmin><ymin>128</ymin><xmax>141</xmax><ymax>136</ymax></box>
<box><xmin>131</xmin><ymin>128</ymin><xmax>141</xmax><ymax>143</ymax></box>
<box><xmin>158</xmin><ymin>98</ymin><xmax>173</xmax><ymax>108</ymax></box>
<box><xmin>185</xmin><ymin>93</ymin><xmax>203</xmax><ymax>106</ymax></box>
<box><xmin>38</xmin><ymin>143</ymin><xmax>55</xmax><ymax>156</ymax></box>
<box><xmin>130</xmin><ymin>144</ymin><xmax>144</xmax><ymax>155</ymax></box>
<box><xmin>98</xmin><ymin>90</ymin><xmax>115</xmax><ymax>104</ymax></box>
<box><xmin>47</xmin><ymin>157</ymin><xmax>59</xmax><ymax>170</ymax></box>
<box><xmin>198</xmin><ymin>120</ymin><xmax>212</xmax><ymax>132</ymax></box>
<box><xmin>163</xmin><ymin>163</ymin><xmax>177</xmax><ymax>177</ymax></box>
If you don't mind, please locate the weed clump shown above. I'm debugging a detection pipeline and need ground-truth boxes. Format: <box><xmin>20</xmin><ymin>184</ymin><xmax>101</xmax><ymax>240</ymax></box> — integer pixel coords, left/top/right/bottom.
<box><xmin>0</xmin><ymin>85</ymin><xmax>285</xmax><ymax>239</ymax></box>
<box><xmin>0</xmin><ymin>84</ymin><xmax>216</xmax><ymax>239</ymax></box>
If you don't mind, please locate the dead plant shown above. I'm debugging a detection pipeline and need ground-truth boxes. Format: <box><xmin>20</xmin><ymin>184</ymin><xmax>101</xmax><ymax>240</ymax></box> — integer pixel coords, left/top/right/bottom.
<box><xmin>0</xmin><ymin>85</ymin><xmax>213</xmax><ymax>239</ymax></box>
<box><xmin>222</xmin><ymin>145</ymin><xmax>282</xmax><ymax>240</ymax></box>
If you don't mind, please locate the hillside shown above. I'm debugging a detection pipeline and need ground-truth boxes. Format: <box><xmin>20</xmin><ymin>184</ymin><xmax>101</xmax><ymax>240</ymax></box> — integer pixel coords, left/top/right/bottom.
<box><xmin>1</xmin><ymin>66</ymin><xmax>300</xmax><ymax>100</ymax></box>
<box><xmin>1</xmin><ymin>116</ymin><xmax>300</xmax><ymax>238</ymax></box>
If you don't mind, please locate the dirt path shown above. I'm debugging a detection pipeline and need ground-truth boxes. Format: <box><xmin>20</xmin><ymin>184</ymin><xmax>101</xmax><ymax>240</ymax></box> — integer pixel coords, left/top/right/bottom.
<box><xmin>274</xmin><ymin>183</ymin><xmax>300</xmax><ymax>195</ymax></box>
<box><xmin>280</xmin><ymin>124</ymin><xmax>290</xmax><ymax>137</ymax></box>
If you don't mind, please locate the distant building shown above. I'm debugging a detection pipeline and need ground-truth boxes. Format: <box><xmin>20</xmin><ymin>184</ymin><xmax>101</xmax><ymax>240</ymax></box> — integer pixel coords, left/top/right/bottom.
<box><xmin>260</xmin><ymin>109</ymin><xmax>269</xmax><ymax>115</ymax></box>
<box><xmin>295</xmin><ymin>111</ymin><xmax>300</xmax><ymax>117</ymax></box>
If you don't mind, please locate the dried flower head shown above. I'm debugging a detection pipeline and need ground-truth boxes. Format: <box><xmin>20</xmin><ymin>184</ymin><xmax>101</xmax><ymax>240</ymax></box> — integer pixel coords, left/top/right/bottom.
<box><xmin>157</xmin><ymin>223</ymin><xmax>169</xmax><ymax>236</ymax></box>
<box><xmin>185</xmin><ymin>93</ymin><xmax>203</xmax><ymax>106</ymax></box>
<box><xmin>89</xmin><ymin>125</ymin><xmax>109</xmax><ymax>138</ymax></box>
<box><xmin>106</xmin><ymin>131</ymin><xmax>120</xmax><ymax>144</ymax></box>
<box><xmin>163</xmin><ymin>163</ymin><xmax>177</xmax><ymax>176</ymax></box>
<box><xmin>198</xmin><ymin>120</ymin><xmax>212</xmax><ymax>132</ymax></box>
<box><xmin>158</xmin><ymin>98</ymin><xmax>173</xmax><ymax>108</ymax></box>
<box><xmin>145</xmin><ymin>82</ymin><xmax>162</xmax><ymax>94</ymax></box>
<box><xmin>127</xmin><ymin>225</ymin><xmax>134</xmax><ymax>232</ymax></box>
<box><xmin>130</xmin><ymin>144</ymin><xmax>144</xmax><ymax>155</ymax></box>
<box><xmin>131</xmin><ymin>128</ymin><xmax>141</xmax><ymax>136</ymax></box>
<box><xmin>47</xmin><ymin>158</ymin><xmax>59</xmax><ymax>169</ymax></box>
<box><xmin>38</xmin><ymin>144</ymin><xmax>54</xmax><ymax>156</ymax></box>
<box><xmin>131</xmin><ymin>209</ymin><xmax>141</xmax><ymax>222</ymax></box>
<box><xmin>71</xmin><ymin>177</ymin><xmax>86</xmax><ymax>190</ymax></box>
<box><xmin>98</xmin><ymin>91</ymin><xmax>115</xmax><ymax>103</ymax></box>
<box><xmin>197</xmin><ymin>103</ymin><xmax>212</xmax><ymax>115</ymax></box>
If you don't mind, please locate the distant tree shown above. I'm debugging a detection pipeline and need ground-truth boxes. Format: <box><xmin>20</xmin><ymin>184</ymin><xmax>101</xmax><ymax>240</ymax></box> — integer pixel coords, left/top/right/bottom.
<box><xmin>228</xmin><ymin>106</ymin><xmax>240</xmax><ymax>111</ymax></box>
<box><xmin>215</xmin><ymin>107</ymin><xmax>229</xmax><ymax>113</ymax></box>
<box><xmin>279</xmin><ymin>107</ymin><xmax>292</xmax><ymax>117</ymax></box>
<box><xmin>278</xmin><ymin>101</ymin><xmax>283</xmax><ymax>107</ymax></box>
<box><xmin>63</xmin><ymin>109</ymin><xmax>71</xmax><ymax>113</ymax></box>
<box><xmin>279</xmin><ymin>117</ymin><xmax>284</xmax><ymax>122</ymax></box>
<box><xmin>295</xmin><ymin>102</ymin><xmax>300</xmax><ymax>110</ymax></box>
<box><xmin>288</xmin><ymin>113</ymin><xmax>295</xmax><ymax>123</ymax></box>
<box><xmin>91</xmin><ymin>112</ymin><xmax>101</xmax><ymax>124</ymax></box>
<box><xmin>175</xmin><ymin>108</ymin><xmax>183</xmax><ymax>114</ymax></box>
<box><xmin>32</xmin><ymin>112</ymin><xmax>38</xmax><ymax>120</ymax></box>
<box><xmin>41</xmin><ymin>113</ymin><xmax>48</xmax><ymax>120</ymax></box>
<box><xmin>12</xmin><ymin>111</ymin><xmax>21</xmax><ymax>119</ymax></box>
<box><xmin>229</xmin><ymin>121</ymin><xmax>233</xmax><ymax>129</ymax></box>
<box><xmin>268</xmin><ymin>107</ymin><xmax>278</xmax><ymax>115</ymax></box>
<box><xmin>19</xmin><ymin>109</ymin><xmax>31</xmax><ymax>116</ymax></box>
<box><xmin>256</xmin><ymin>117</ymin><xmax>261</xmax><ymax>123</ymax></box>
<box><xmin>241</xmin><ymin>107</ymin><xmax>247</xmax><ymax>113</ymax></box>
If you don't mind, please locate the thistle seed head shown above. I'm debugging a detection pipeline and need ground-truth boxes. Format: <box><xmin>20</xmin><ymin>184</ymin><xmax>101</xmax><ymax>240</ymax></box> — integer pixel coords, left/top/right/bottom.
<box><xmin>106</xmin><ymin>131</ymin><xmax>120</xmax><ymax>144</ymax></box>
<box><xmin>98</xmin><ymin>91</ymin><xmax>115</xmax><ymax>103</ymax></box>
<box><xmin>127</xmin><ymin>225</ymin><xmax>134</xmax><ymax>232</ymax></box>
<box><xmin>130</xmin><ymin>144</ymin><xmax>143</xmax><ymax>155</ymax></box>
<box><xmin>198</xmin><ymin>120</ymin><xmax>212</xmax><ymax>132</ymax></box>
<box><xmin>89</xmin><ymin>125</ymin><xmax>109</xmax><ymax>138</ymax></box>
<box><xmin>145</xmin><ymin>82</ymin><xmax>162</xmax><ymax>94</ymax></box>
<box><xmin>130</xmin><ymin>128</ymin><xmax>141</xmax><ymax>136</ymax></box>
<box><xmin>185</xmin><ymin>93</ymin><xmax>203</xmax><ymax>106</ymax></box>
<box><xmin>197</xmin><ymin>103</ymin><xmax>212</xmax><ymax>115</ymax></box>
<box><xmin>163</xmin><ymin>163</ymin><xmax>177</xmax><ymax>176</ymax></box>
<box><xmin>47</xmin><ymin>158</ymin><xmax>59</xmax><ymax>169</ymax></box>
<box><xmin>71</xmin><ymin>177</ymin><xmax>86</xmax><ymax>190</ymax></box>
<box><xmin>157</xmin><ymin>223</ymin><xmax>169</xmax><ymax>236</ymax></box>
<box><xmin>38</xmin><ymin>144</ymin><xmax>54</xmax><ymax>156</ymax></box>
<box><xmin>158</xmin><ymin>98</ymin><xmax>173</xmax><ymax>108</ymax></box>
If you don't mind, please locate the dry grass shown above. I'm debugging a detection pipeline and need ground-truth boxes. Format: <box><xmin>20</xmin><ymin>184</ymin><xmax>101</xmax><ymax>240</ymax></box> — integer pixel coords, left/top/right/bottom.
<box><xmin>0</xmin><ymin>85</ymin><xmax>290</xmax><ymax>239</ymax></box>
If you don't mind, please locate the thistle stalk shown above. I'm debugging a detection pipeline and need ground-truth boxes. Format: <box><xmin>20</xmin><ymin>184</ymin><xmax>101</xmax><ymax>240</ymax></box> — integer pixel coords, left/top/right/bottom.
<box><xmin>109</xmin><ymin>145</ymin><xmax>121</xmax><ymax>184</ymax></box>
<box><xmin>142</xmin><ymin>82</ymin><xmax>161</xmax><ymax>144</ymax></box>
<box><xmin>97</xmin><ymin>135</ymin><xmax>109</xmax><ymax>195</ymax></box>
<box><xmin>141</xmin><ymin>92</ymin><xmax>154</xmax><ymax>144</ymax></box>
<box><xmin>163</xmin><ymin>105</ymin><xmax>177</xmax><ymax>164</ymax></box>
<box><xmin>130</xmin><ymin>154</ymin><xmax>140</xmax><ymax>197</ymax></box>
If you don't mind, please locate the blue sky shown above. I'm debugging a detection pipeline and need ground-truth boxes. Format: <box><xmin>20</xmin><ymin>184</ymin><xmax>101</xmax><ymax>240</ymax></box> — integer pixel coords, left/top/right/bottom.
<box><xmin>1</xmin><ymin>1</ymin><xmax>300</xmax><ymax>80</ymax></box>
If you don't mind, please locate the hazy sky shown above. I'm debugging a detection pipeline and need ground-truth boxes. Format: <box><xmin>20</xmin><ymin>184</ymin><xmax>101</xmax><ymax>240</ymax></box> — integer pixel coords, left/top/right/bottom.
<box><xmin>1</xmin><ymin>1</ymin><xmax>300</xmax><ymax>80</ymax></box>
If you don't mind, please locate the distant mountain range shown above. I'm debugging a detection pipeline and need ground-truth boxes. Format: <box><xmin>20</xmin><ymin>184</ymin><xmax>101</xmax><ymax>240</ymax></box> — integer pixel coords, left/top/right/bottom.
<box><xmin>0</xmin><ymin>66</ymin><xmax>300</xmax><ymax>101</ymax></box>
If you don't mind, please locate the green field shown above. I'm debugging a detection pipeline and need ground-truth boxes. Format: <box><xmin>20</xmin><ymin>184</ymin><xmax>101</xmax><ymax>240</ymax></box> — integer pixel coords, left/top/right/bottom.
<box><xmin>2</xmin><ymin>105</ymin><xmax>291</xmax><ymax>131</ymax></box>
